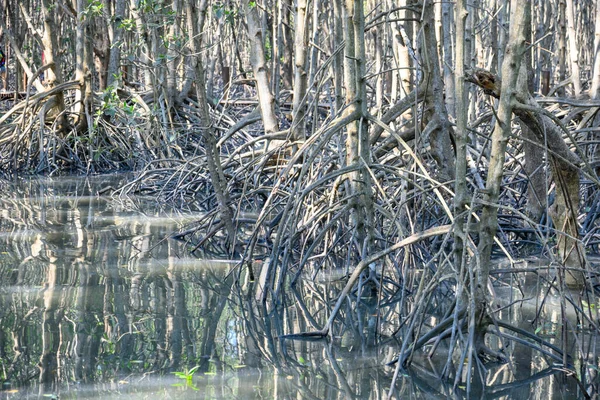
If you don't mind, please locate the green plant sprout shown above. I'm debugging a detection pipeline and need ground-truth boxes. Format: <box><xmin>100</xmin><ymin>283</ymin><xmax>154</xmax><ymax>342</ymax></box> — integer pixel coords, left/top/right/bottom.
<box><xmin>172</xmin><ymin>365</ymin><xmax>200</xmax><ymax>390</ymax></box>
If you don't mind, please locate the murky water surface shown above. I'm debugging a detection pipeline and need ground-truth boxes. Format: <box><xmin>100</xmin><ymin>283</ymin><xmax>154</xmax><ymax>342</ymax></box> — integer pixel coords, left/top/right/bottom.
<box><xmin>0</xmin><ymin>175</ymin><xmax>594</xmax><ymax>399</ymax></box>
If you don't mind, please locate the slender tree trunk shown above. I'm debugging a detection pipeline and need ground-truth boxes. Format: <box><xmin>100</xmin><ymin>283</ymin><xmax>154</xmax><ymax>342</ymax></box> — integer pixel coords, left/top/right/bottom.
<box><xmin>475</xmin><ymin>0</ymin><xmax>527</xmax><ymax>351</ymax></box>
<box><xmin>332</xmin><ymin>0</ymin><xmax>344</xmax><ymax>113</ymax></box>
<box><xmin>75</xmin><ymin>0</ymin><xmax>90</xmax><ymax>128</ymax></box>
<box><xmin>454</xmin><ymin>0</ymin><xmax>468</xmax><ymax>308</ymax></box>
<box><xmin>186</xmin><ymin>0</ymin><xmax>236</xmax><ymax>250</ymax></box>
<box><xmin>343</xmin><ymin>0</ymin><xmax>374</xmax><ymax>255</ymax></box>
<box><xmin>422</xmin><ymin>1</ymin><xmax>455</xmax><ymax>181</ymax></box>
<box><xmin>565</xmin><ymin>0</ymin><xmax>581</xmax><ymax>97</ymax></box>
<box><xmin>590</xmin><ymin>1</ymin><xmax>600</xmax><ymax>98</ymax></box>
<box><xmin>40</xmin><ymin>0</ymin><xmax>69</xmax><ymax>136</ymax></box>
<box><xmin>166</xmin><ymin>0</ymin><xmax>182</xmax><ymax>103</ymax></box>
<box><xmin>244</xmin><ymin>0</ymin><xmax>279</xmax><ymax>135</ymax></box>
<box><xmin>107</xmin><ymin>0</ymin><xmax>126</xmax><ymax>87</ymax></box>
<box><xmin>291</xmin><ymin>0</ymin><xmax>309</xmax><ymax>142</ymax></box>
<box><xmin>442</xmin><ymin>1</ymin><xmax>455</xmax><ymax>117</ymax></box>
<box><xmin>557</xmin><ymin>0</ymin><xmax>567</xmax><ymax>96</ymax></box>
<box><xmin>130</xmin><ymin>0</ymin><xmax>154</xmax><ymax>90</ymax></box>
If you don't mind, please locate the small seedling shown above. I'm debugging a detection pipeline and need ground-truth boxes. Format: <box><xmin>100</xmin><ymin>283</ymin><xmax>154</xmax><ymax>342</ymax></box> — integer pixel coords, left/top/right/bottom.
<box><xmin>172</xmin><ymin>366</ymin><xmax>200</xmax><ymax>390</ymax></box>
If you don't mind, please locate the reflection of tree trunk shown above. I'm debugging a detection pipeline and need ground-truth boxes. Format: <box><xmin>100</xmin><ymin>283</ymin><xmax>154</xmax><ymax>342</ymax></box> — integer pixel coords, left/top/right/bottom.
<box><xmin>104</xmin><ymin>262</ymin><xmax>133</xmax><ymax>370</ymax></box>
<box><xmin>39</xmin><ymin>261</ymin><xmax>62</xmax><ymax>393</ymax></box>
<box><xmin>74</xmin><ymin>261</ymin><xmax>102</xmax><ymax>382</ymax></box>
<box><xmin>166</xmin><ymin>251</ymin><xmax>193</xmax><ymax>370</ymax></box>
<box><xmin>153</xmin><ymin>277</ymin><xmax>168</xmax><ymax>367</ymax></box>
<box><xmin>198</xmin><ymin>271</ymin><xmax>232</xmax><ymax>373</ymax></box>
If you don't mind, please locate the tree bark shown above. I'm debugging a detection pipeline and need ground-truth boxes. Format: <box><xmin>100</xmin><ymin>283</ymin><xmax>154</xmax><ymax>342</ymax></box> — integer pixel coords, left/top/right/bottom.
<box><xmin>473</xmin><ymin>0</ymin><xmax>527</xmax><ymax>353</ymax></box>
<box><xmin>342</xmin><ymin>0</ymin><xmax>374</xmax><ymax>255</ymax></box>
<box><xmin>244</xmin><ymin>0</ymin><xmax>279</xmax><ymax>135</ymax></box>
<box><xmin>565</xmin><ymin>0</ymin><xmax>582</xmax><ymax>97</ymax></box>
<box><xmin>421</xmin><ymin>1</ymin><xmax>455</xmax><ymax>181</ymax></box>
<box><xmin>186</xmin><ymin>0</ymin><xmax>236</xmax><ymax>250</ymax></box>
<box><xmin>291</xmin><ymin>0</ymin><xmax>309</xmax><ymax>142</ymax></box>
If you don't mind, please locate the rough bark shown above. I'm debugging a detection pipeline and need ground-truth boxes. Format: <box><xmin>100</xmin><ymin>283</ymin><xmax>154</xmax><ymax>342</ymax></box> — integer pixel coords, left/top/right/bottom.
<box><xmin>453</xmin><ymin>0</ymin><xmax>468</xmax><ymax>310</ymax></box>
<box><xmin>106</xmin><ymin>0</ymin><xmax>126</xmax><ymax>88</ymax></box>
<box><xmin>291</xmin><ymin>0</ymin><xmax>309</xmax><ymax>142</ymax></box>
<box><xmin>467</xmin><ymin>50</ymin><xmax>586</xmax><ymax>290</ymax></box>
<box><xmin>472</xmin><ymin>0</ymin><xmax>527</xmax><ymax>353</ymax></box>
<box><xmin>244</xmin><ymin>0</ymin><xmax>279</xmax><ymax>135</ymax></box>
<box><xmin>342</xmin><ymin>0</ymin><xmax>374</xmax><ymax>255</ymax></box>
<box><xmin>565</xmin><ymin>0</ymin><xmax>582</xmax><ymax>97</ymax></box>
<box><xmin>421</xmin><ymin>1</ymin><xmax>455</xmax><ymax>181</ymax></box>
<box><xmin>186</xmin><ymin>0</ymin><xmax>236</xmax><ymax>250</ymax></box>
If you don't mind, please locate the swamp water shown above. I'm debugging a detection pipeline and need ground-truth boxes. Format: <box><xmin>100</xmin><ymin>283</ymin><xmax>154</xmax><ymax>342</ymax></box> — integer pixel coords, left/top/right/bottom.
<box><xmin>0</xmin><ymin>175</ymin><xmax>594</xmax><ymax>399</ymax></box>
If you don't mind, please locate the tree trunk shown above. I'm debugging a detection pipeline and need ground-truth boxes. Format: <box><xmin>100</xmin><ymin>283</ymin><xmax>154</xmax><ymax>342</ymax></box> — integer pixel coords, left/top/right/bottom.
<box><xmin>106</xmin><ymin>0</ymin><xmax>126</xmax><ymax>88</ymax></box>
<box><xmin>565</xmin><ymin>0</ymin><xmax>582</xmax><ymax>97</ymax></box>
<box><xmin>186</xmin><ymin>0</ymin><xmax>236</xmax><ymax>250</ymax></box>
<box><xmin>453</xmin><ymin>0</ymin><xmax>468</xmax><ymax>309</ymax></box>
<box><xmin>291</xmin><ymin>0</ymin><xmax>309</xmax><ymax>142</ymax></box>
<box><xmin>421</xmin><ymin>1</ymin><xmax>455</xmax><ymax>181</ymax></box>
<box><xmin>342</xmin><ymin>0</ymin><xmax>374</xmax><ymax>255</ymax></box>
<box><xmin>591</xmin><ymin>1</ymin><xmax>600</xmax><ymax>98</ymax></box>
<box><xmin>474</xmin><ymin>0</ymin><xmax>527</xmax><ymax>352</ymax></box>
<box><xmin>244</xmin><ymin>0</ymin><xmax>279</xmax><ymax>135</ymax></box>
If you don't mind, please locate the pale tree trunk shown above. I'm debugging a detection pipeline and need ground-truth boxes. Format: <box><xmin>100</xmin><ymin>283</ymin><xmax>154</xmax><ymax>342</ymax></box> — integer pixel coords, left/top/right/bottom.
<box><xmin>244</xmin><ymin>1</ymin><xmax>279</xmax><ymax>135</ymax></box>
<box><xmin>557</xmin><ymin>0</ymin><xmax>567</xmax><ymax>96</ymax></box>
<box><xmin>496</xmin><ymin>0</ymin><xmax>507</xmax><ymax>72</ymax></box>
<box><xmin>333</xmin><ymin>0</ymin><xmax>344</xmax><ymax>113</ymax></box>
<box><xmin>291</xmin><ymin>0</ymin><xmax>309</xmax><ymax>142</ymax></box>
<box><xmin>590</xmin><ymin>2</ymin><xmax>600</xmax><ymax>99</ymax></box>
<box><xmin>186</xmin><ymin>0</ymin><xmax>236</xmax><ymax>250</ymax></box>
<box><xmin>74</xmin><ymin>0</ymin><xmax>91</xmax><ymax>129</ymax></box>
<box><xmin>106</xmin><ymin>0</ymin><xmax>126</xmax><ymax>87</ymax></box>
<box><xmin>281</xmin><ymin>0</ymin><xmax>293</xmax><ymax>90</ymax></box>
<box><xmin>520</xmin><ymin>2</ymin><xmax>547</xmax><ymax>222</ymax></box>
<box><xmin>371</xmin><ymin>0</ymin><xmax>384</xmax><ymax>116</ymax></box>
<box><xmin>565</xmin><ymin>0</ymin><xmax>582</xmax><ymax>97</ymax></box>
<box><xmin>391</xmin><ymin>0</ymin><xmax>413</xmax><ymax>105</ymax></box>
<box><xmin>475</xmin><ymin>0</ymin><xmax>527</xmax><ymax>351</ymax></box>
<box><xmin>342</xmin><ymin>0</ymin><xmax>374</xmax><ymax>255</ymax></box>
<box><xmin>166</xmin><ymin>0</ymin><xmax>183</xmax><ymax>103</ymax></box>
<box><xmin>421</xmin><ymin>1</ymin><xmax>455</xmax><ymax>181</ymax></box>
<box><xmin>590</xmin><ymin>2</ymin><xmax>600</xmax><ymax>176</ymax></box>
<box><xmin>453</xmin><ymin>0</ymin><xmax>468</xmax><ymax>304</ymax></box>
<box><xmin>1</xmin><ymin>4</ymin><xmax>45</xmax><ymax>93</ymax></box>
<box><xmin>40</xmin><ymin>0</ymin><xmax>69</xmax><ymax>134</ymax></box>
<box><xmin>442</xmin><ymin>1</ymin><xmax>455</xmax><ymax>117</ymax></box>
<box><xmin>130</xmin><ymin>0</ymin><xmax>154</xmax><ymax>90</ymax></box>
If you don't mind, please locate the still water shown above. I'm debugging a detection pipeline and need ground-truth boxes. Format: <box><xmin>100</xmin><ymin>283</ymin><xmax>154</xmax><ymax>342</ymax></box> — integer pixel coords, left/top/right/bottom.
<box><xmin>0</xmin><ymin>175</ymin><xmax>594</xmax><ymax>399</ymax></box>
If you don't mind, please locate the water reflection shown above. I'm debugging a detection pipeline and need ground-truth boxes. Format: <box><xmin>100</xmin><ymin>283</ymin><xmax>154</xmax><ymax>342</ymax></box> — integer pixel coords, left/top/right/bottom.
<box><xmin>0</xmin><ymin>175</ymin><xmax>594</xmax><ymax>399</ymax></box>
